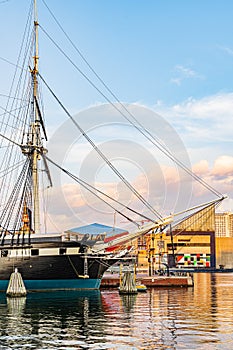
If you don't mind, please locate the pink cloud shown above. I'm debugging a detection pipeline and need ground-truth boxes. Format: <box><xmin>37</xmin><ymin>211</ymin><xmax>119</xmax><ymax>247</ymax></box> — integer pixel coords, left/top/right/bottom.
<box><xmin>42</xmin><ymin>154</ymin><xmax>233</xmax><ymax>232</ymax></box>
<box><xmin>192</xmin><ymin>160</ymin><xmax>209</xmax><ymax>175</ymax></box>
<box><xmin>212</xmin><ymin>156</ymin><xmax>233</xmax><ymax>177</ymax></box>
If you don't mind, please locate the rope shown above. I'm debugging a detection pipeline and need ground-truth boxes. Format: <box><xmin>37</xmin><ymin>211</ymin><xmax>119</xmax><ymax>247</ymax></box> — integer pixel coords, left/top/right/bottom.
<box><xmin>39</xmin><ymin>72</ymin><xmax>162</xmax><ymax>220</ymax></box>
<box><xmin>67</xmin><ymin>255</ymin><xmax>88</xmax><ymax>279</ymax></box>
<box><xmin>45</xmin><ymin>155</ymin><xmax>157</xmax><ymax>227</ymax></box>
<box><xmin>38</xmin><ymin>14</ymin><xmax>223</xmax><ymax>199</ymax></box>
<box><xmin>0</xmin><ymin>1</ymin><xmax>34</xmax><ymax>213</ymax></box>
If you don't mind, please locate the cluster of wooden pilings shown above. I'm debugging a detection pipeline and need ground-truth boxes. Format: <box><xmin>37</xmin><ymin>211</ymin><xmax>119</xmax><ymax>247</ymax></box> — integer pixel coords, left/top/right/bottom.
<box><xmin>6</xmin><ymin>268</ymin><xmax>27</xmax><ymax>297</ymax></box>
<box><xmin>119</xmin><ymin>271</ymin><xmax>138</xmax><ymax>294</ymax></box>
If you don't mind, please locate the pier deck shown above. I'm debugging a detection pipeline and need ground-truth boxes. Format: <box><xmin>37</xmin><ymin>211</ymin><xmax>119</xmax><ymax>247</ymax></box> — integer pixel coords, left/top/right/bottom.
<box><xmin>101</xmin><ymin>274</ymin><xmax>193</xmax><ymax>288</ymax></box>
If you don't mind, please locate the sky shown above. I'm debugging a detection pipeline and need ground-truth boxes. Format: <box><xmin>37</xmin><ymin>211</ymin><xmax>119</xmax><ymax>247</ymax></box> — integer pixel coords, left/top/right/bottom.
<box><xmin>0</xmin><ymin>0</ymin><xmax>233</xmax><ymax>232</ymax></box>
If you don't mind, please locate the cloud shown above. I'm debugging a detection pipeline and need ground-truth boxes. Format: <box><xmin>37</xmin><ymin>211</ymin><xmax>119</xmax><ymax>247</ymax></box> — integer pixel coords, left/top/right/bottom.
<box><xmin>192</xmin><ymin>160</ymin><xmax>209</xmax><ymax>175</ymax></box>
<box><xmin>184</xmin><ymin>156</ymin><xmax>233</xmax><ymax>203</ymax></box>
<box><xmin>43</xmin><ymin>152</ymin><xmax>233</xmax><ymax>233</ymax></box>
<box><xmin>218</xmin><ymin>45</ymin><xmax>233</xmax><ymax>57</ymax></box>
<box><xmin>170</xmin><ymin>64</ymin><xmax>204</xmax><ymax>85</ymax></box>
<box><xmin>170</xmin><ymin>77</ymin><xmax>182</xmax><ymax>86</ymax></box>
<box><xmin>157</xmin><ymin>92</ymin><xmax>233</xmax><ymax>145</ymax></box>
<box><xmin>175</xmin><ymin>65</ymin><xmax>197</xmax><ymax>78</ymax></box>
<box><xmin>43</xmin><ymin>95</ymin><xmax>233</xmax><ymax>231</ymax></box>
<box><xmin>212</xmin><ymin>156</ymin><xmax>233</xmax><ymax>177</ymax></box>
<box><xmin>172</xmin><ymin>93</ymin><xmax>233</xmax><ymax>120</ymax></box>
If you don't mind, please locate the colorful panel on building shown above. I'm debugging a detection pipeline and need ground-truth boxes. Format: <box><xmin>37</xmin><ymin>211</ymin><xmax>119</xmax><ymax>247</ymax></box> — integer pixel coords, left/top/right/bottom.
<box><xmin>176</xmin><ymin>253</ymin><xmax>211</xmax><ymax>267</ymax></box>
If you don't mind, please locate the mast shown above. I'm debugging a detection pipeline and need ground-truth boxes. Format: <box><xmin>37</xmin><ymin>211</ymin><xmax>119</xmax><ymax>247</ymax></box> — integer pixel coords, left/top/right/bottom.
<box><xmin>20</xmin><ymin>0</ymin><xmax>50</xmax><ymax>234</ymax></box>
<box><xmin>32</xmin><ymin>0</ymin><xmax>40</xmax><ymax>234</ymax></box>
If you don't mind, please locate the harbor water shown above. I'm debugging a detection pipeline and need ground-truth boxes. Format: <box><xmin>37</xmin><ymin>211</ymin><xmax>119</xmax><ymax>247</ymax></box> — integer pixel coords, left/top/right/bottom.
<box><xmin>0</xmin><ymin>273</ymin><xmax>233</xmax><ymax>349</ymax></box>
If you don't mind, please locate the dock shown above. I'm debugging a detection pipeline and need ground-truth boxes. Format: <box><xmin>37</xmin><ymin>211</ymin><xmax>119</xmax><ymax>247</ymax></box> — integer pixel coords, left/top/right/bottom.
<box><xmin>101</xmin><ymin>274</ymin><xmax>193</xmax><ymax>288</ymax></box>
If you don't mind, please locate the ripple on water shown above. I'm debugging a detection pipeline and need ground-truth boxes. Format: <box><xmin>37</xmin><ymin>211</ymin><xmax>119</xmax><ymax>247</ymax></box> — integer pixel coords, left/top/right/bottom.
<box><xmin>0</xmin><ymin>275</ymin><xmax>233</xmax><ymax>349</ymax></box>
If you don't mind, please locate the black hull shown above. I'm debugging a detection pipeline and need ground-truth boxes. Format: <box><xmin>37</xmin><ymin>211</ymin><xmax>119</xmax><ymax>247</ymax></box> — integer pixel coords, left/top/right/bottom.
<box><xmin>0</xmin><ymin>236</ymin><xmax>118</xmax><ymax>290</ymax></box>
<box><xmin>0</xmin><ymin>254</ymin><xmax>115</xmax><ymax>280</ymax></box>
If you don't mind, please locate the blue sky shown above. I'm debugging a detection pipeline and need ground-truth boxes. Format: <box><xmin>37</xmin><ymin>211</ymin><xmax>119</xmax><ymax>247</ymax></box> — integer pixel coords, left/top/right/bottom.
<box><xmin>0</xmin><ymin>0</ymin><xmax>233</xmax><ymax>231</ymax></box>
<box><xmin>2</xmin><ymin>0</ymin><xmax>233</xmax><ymax>106</ymax></box>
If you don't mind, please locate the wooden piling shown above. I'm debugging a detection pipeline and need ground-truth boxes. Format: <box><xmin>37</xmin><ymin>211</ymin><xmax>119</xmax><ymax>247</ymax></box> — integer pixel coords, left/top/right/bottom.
<box><xmin>119</xmin><ymin>271</ymin><xmax>138</xmax><ymax>294</ymax></box>
<box><xmin>6</xmin><ymin>268</ymin><xmax>27</xmax><ymax>297</ymax></box>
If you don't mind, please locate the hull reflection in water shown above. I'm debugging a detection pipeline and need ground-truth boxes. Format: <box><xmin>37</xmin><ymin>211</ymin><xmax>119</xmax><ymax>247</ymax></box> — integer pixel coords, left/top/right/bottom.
<box><xmin>0</xmin><ymin>274</ymin><xmax>233</xmax><ymax>349</ymax></box>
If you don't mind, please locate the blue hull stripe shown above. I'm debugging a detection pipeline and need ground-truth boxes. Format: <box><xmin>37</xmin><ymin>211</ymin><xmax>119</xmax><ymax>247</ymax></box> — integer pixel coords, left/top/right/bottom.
<box><xmin>0</xmin><ymin>279</ymin><xmax>101</xmax><ymax>291</ymax></box>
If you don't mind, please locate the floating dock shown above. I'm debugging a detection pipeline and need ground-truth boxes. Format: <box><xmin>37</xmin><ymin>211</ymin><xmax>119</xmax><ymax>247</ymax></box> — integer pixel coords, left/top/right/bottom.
<box><xmin>101</xmin><ymin>274</ymin><xmax>193</xmax><ymax>288</ymax></box>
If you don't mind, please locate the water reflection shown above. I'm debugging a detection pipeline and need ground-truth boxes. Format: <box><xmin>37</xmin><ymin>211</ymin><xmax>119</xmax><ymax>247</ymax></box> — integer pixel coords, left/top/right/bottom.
<box><xmin>7</xmin><ymin>296</ymin><xmax>26</xmax><ymax>314</ymax></box>
<box><xmin>120</xmin><ymin>294</ymin><xmax>137</xmax><ymax>313</ymax></box>
<box><xmin>0</xmin><ymin>291</ymin><xmax>105</xmax><ymax>349</ymax></box>
<box><xmin>0</xmin><ymin>274</ymin><xmax>233</xmax><ymax>349</ymax></box>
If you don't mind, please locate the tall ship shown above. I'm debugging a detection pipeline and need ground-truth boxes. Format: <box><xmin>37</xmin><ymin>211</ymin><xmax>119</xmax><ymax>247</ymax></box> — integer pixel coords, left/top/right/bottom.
<box><xmin>0</xmin><ymin>1</ymin><xmax>225</xmax><ymax>291</ymax></box>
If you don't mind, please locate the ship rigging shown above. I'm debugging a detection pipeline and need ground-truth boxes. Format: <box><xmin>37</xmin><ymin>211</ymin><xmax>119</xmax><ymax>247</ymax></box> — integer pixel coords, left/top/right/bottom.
<box><xmin>0</xmin><ymin>0</ymin><xmax>226</xmax><ymax>291</ymax></box>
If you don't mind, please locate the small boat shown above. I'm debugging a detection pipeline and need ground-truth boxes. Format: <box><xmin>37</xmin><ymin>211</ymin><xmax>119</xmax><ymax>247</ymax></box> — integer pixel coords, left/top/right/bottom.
<box><xmin>136</xmin><ymin>283</ymin><xmax>147</xmax><ymax>292</ymax></box>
